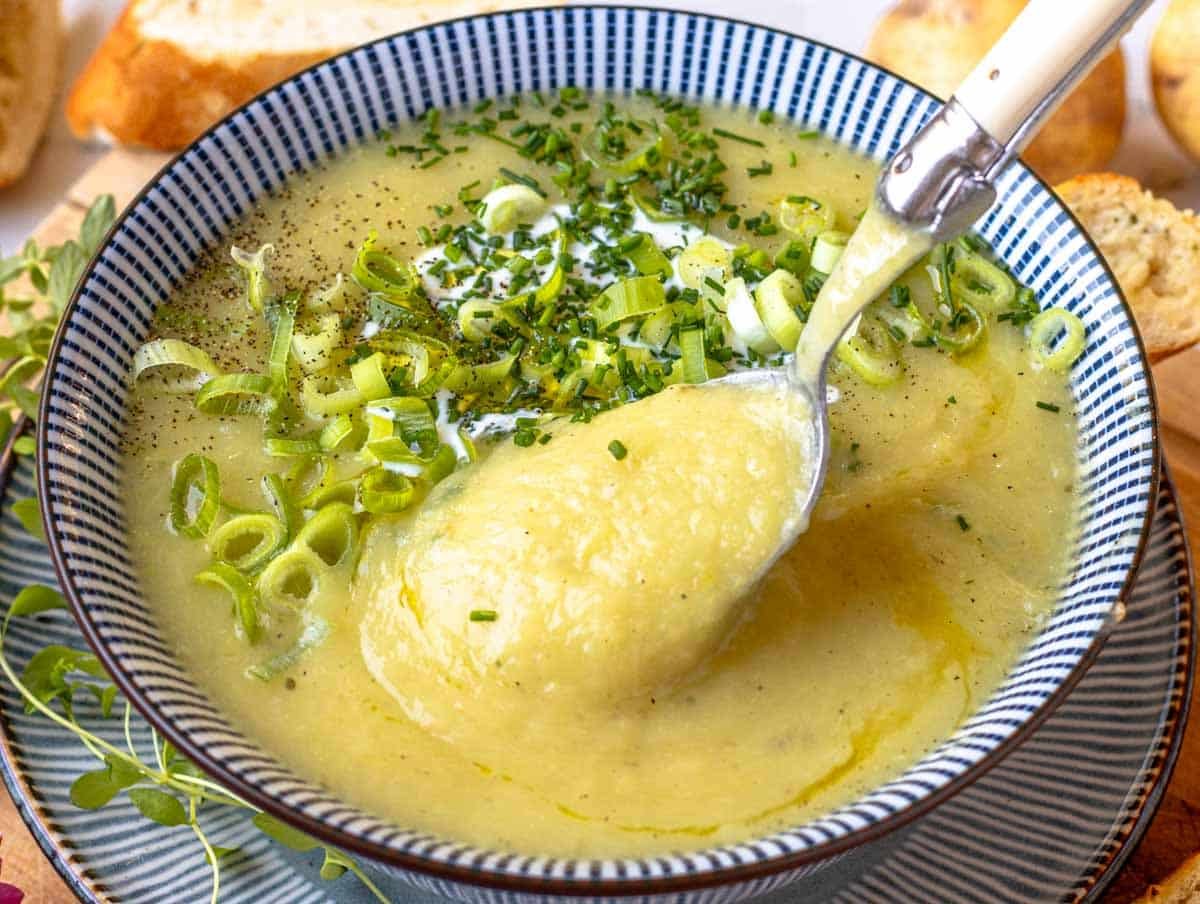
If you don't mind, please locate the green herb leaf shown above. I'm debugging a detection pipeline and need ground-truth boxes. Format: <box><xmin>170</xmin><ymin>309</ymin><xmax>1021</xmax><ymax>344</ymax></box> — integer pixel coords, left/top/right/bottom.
<box><xmin>253</xmin><ymin>812</ymin><xmax>321</xmax><ymax>852</ymax></box>
<box><xmin>128</xmin><ymin>787</ymin><xmax>189</xmax><ymax>826</ymax></box>
<box><xmin>10</xmin><ymin>497</ymin><xmax>44</xmax><ymax>541</ymax></box>
<box><xmin>205</xmin><ymin>845</ymin><xmax>240</xmax><ymax>865</ymax></box>
<box><xmin>80</xmin><ymin>195</ymin><xmax>117</xmax><ymax>256</ymax></box>
<box><xmin>104</xmin><ymin>754</ymin><xmax>143</xmax><ymax>790</ymax></box>
<box><xmin>320</xmin><ymin>847</ymin><xmax>354</xmax><ymax>880</ymax></box>
<box><xmin>70</xmin><ymin>768</ymin><xmax>121</xmax><ymax>809</ymax></box>
<box><xmin>12</xmin><ymin>435</ymin><xmax>35</xmax><ymax>455</ymax></box>
<box><xmin>8</xmin><ymin>584</ymin><xmax>66</xmax><ymax>618</ymax></box>
<box><xmin>47</xmin><ymin>241</ymin><xmax>88</xmax><ymax>314</ymax></box>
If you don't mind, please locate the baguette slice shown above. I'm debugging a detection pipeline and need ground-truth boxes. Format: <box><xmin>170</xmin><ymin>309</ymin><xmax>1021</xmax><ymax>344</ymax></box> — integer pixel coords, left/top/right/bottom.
<box><xmin>67</xmin><ymin>0</ymin><xmax>557</xmax><ymax>151</ymax></box>
<box><xmin>1056</xmin><ymin>173</ymin><xmax>1200</xmax><ymax>362</ymax></box>
<box><xmin>0</xmin><ymin>0</ymin><xmax>63</xmax><ymax>188</ymax></box>
<box><xmin>1135</xmin><ymin>851</ymin><xmax>1200</xmax><ymax>903</ymax></box>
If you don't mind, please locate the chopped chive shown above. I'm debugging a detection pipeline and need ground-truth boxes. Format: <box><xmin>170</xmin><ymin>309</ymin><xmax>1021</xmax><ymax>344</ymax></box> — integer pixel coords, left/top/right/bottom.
<box><xmin>797</xmin><ymin>130</ymin><xmax>819</xmax><ymax>139</ymax></box>
<box><xmin>757</xmin><ymin>109</ymin><xmax>775</xmax><ymax>124</ymax></box>
<box><xmin>499</xmin><ymin>167</ymin><xmax>547</xmax><ymax>197</ymax></box>
<box><xmin>956</xmin><ymin>515</ymin><xmax>970</xmax><ymax>532</ymax></box>
<box><xmin>607</xmin><ymin>439</ymin><xmax>628</xmax><ymax>460</ymax></box>
<box><xmin>417</xmin><ymin>226</ymin><xmax>433</xmax><ymax>245</ymax></box>
<box><xmin>469</xmin><ymin>609</ymin><xmax>498</xmax><ymax>622</ymax></box>
<box><xmin>947</xmin><ymin>395</ymin><xmax>957</xmax><ymax>404</ymax></box>
<box><xmin>788</xmin><ymin>150</ymin><xmax>797</xmax><ymax>167</ymax></box>
<box><xmin>703</xmin><ymin>276</ymin><xmax>725</xmax><ymax>295</ymax></box>
<box><xmin>1036</xmin><ymin>401</ymin><xmax>1061</xmax><ymax>413</ymax></box>
<box><xmin>747</xmin><ymin>161</ymin><xmax>773</xmax><ymax>178</ymax></box>
<box><xmin>713</xmin><ymin>127</ymin><xmax>765</xmax><ymax>147</ymax></box>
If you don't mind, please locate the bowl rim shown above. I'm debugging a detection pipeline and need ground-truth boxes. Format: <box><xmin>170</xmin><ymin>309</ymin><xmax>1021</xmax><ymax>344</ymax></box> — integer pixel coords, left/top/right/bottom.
<box><xmin>36</xmin><ymin>4</ymin><xmax>1162</xmax><ymax>896</ymax></box>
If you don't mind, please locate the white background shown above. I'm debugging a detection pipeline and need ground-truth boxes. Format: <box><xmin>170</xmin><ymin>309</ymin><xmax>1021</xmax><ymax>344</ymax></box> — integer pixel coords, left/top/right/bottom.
<box><xmin>0</xmin><ymin>0</ymin><xmax>1195</xmax><ymax>255</ymax></box>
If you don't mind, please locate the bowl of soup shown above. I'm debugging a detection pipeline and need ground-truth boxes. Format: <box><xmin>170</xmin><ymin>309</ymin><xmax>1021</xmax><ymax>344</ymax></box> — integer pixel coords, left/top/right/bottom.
<box><xmin>37</xmin><ymin>7</ymin><xmax>1158</xmax><ymax>901</ymax></box>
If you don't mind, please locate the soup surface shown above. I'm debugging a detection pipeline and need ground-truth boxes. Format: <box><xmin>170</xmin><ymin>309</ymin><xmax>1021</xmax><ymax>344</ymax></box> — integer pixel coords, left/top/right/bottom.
<box><xmin>123</xmin><ymin>93</ymin><xmax>1078</xmax><ymax>857</ymax></box>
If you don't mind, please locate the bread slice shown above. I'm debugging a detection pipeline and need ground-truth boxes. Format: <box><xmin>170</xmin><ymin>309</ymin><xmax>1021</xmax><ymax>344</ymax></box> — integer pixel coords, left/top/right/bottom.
<box><xmin>1135</xmin><ymin>851</ymin><xmax>1200</xmax><ymax>903</ymax></box>
<box><xmin>1056</xmin><ymin>173</ymin><xmax>1200</xmax><ymax>362</ymax></box>
<box><xmin>0</xmin><ymin>0</ymin><xmax>63</xmax><ymax>188</ymax></box>
<box><xmin>67</xmin><ymin>0</ymin><xmax>560</xmax><ymax>151</ymax></box>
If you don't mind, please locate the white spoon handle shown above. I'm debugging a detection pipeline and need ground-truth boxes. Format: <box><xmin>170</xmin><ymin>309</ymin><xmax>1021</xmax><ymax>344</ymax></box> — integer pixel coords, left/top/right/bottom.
<box><xmin>953</xmin><ymin>0</ymin><xmax>1149</xmax><ymax>153</ymax></box>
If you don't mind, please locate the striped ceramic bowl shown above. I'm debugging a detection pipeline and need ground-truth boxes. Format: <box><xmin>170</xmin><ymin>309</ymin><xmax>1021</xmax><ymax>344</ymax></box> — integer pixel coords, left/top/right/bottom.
<box><xmin>37</xmin><ymin>7</ymin><xmax>1159</xmax><ymax>902</ymax></box>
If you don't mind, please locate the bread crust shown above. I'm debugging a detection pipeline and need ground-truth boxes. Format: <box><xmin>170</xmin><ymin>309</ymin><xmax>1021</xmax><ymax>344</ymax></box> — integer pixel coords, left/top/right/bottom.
<box><xmin>866</xmin><ymin>0</ymin><xmax>1125</xmax><ymax>185</ymax></box>
<box><xmin>1135</xmin><ymin>851</ymin><xmax>1200</xmax><ymax>903</ymax></box>
<box><xmin>66</xmin><ymin>0</ymin><xmax>559</xmax><ymax>151</ymax></box>
<box><xmin>1151</xmin><ymin>0</ymin><xmax>1200</xmax><ymax>164</ymax></box>
<box><xmin>66</xmin><ymin>4</ymin><xmax>334</xmax><ymax>150</ymax></box>
<box><xmin>1056</xmin><ymin>172</ymin><xmax>1200</xmax><ymax>362</ymax></box>
<box><xmin>0</xmin><ymin>0</ymin><xmax>64</xmax><ymax>187</ymax></box>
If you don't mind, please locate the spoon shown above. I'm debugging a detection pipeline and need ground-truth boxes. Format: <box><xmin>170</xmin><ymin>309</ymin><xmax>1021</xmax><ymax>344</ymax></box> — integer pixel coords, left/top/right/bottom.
<box><xmin>719</xmin><ymin>0</ymin><xmax>1152</xmax><ymax>555</ymax></box>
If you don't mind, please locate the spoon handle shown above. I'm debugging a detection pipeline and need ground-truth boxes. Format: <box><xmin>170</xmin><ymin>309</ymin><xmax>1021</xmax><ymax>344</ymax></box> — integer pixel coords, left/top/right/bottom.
<box><xmin>953</xmin><ymin>0</ymin><xmax>1150</xmax><ymax>155</ymax></box>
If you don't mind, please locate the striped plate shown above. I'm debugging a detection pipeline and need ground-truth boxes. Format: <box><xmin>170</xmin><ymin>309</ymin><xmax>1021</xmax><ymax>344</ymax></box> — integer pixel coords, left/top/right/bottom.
<box><xmin>1</xmin><ymin>424</ymin><xmax>1191</xmax><ymax>902</ymax></box>
<box><xmin>31</xmin><ymin>6</ymin><xmax>1163</xmax><ymax>899</ymax></box>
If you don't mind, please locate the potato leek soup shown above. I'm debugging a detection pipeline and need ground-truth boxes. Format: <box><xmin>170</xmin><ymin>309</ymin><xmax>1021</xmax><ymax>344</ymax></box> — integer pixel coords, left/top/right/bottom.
<box><xmin>122</xmin><ymin>91</ymin><xmax>1082</xmax><ymax>857</ymax></box>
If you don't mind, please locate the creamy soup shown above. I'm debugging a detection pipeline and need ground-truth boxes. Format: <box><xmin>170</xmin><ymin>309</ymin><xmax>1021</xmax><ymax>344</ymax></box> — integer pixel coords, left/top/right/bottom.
<box><xmin>123</xmin><ymin>92</ymin><xmax>1079</xmax><ymax>858</ymax></box>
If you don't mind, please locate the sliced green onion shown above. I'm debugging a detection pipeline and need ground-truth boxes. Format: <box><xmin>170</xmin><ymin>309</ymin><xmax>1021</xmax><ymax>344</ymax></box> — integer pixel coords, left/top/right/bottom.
<box><xmin>170</xmin><ymin>454</ymin><xmax>220</xmax><ymax>539</ymax></box>
<box><xmin>305</xmin><ymin>273</ymin><xmax>345</xmax><ymax>312</ymax></box>
<box><xmin>442</xmin><ymin>355</ymin><xmax>516</xmax><ymax>396</ymax></box>
<box><xmin>582</xmin><ymin>120</ymin><xmax>662</xmax><ymax>173</ymax></box>
<box><xmin>934</xmin><ymin>301</ymin><xmax>986</xmax><ymax>355</ymax></box>
<box><xmin>476</xmin><ymin>184</ymin><xmax>546</xmax><ymax>234</ymax></box>
<box><xmin>837</xmin><ymin>317</ymin><xmax>903</xmax><ymax>386</ymax></box>
<box><xmin>231</xmin><ymin>244</ymin><xmax>272</xmax><ymax>312</ymax></box>
<box><xmin>294</xmin><ymin>502</ymin><xmax>358</xmax><ymax>568</ymax></box>
<box><xmin>754</xmin><ymin>270</ymin><xmax>806</xmax><ymax>351</ymax></box>
<box><xmin>300</xmin><ymin>374</ymin><xmax>363</xmax><ymax>417</ymax></box>
<box><xmin>366</xmin><ymin>438</ymin><xmax>430</xmax><ymax>475</ymax></box>
<box><xmin>724</xmin><ymin>277</ymin><xmax>779</xmax><ymax>354</ymax></box>
<box><xmin>364</xmin><ymin>396</ymin><xmax>437</xmax><ymax>444</ymax></box>
<box><xmin>370</xmin><ymin>328</ymin><xmax>444</xmax><ymax>386</ymax></box>
<box><xmin>359</xmin><ymin>467</ymin><xmax>417</xmax><ymax>514</ymax></box>
<box><xmin>778</xmin><ymin>196</ymin><xmax>834</xmax><ymax>241</ymax></box>
<box><xmin>318</xmin><ymin>414</ymin><xmax>358</xmax><ymax>452</ymax></box>
<box><xmin>291</xmin><ymin>313</ymin><xmax>342</xmax><ymax>374</ymax></box>
<box><xmin>195</xmin><ymin>373</ymin><xmax>275</xmax><ymax>416</ymax></box>
<box><xmin>773</xmin><ymin>240</ymin><xmax>809</xmax><ymax>277</ymax></box>
<box><xmin>632</xmin><ymin>191</ymin><xmax>685</xmax><ymax>223</ymax></box>
<box><xmin>294</xmin><ymin>460</ymin><xmax>359</xmax><ymax>510</ymax></box>
<box><xmin>263</xmin><ymin>436</ymin><xmax>322</xmax><ymax>458</ymax></box>
<box><xmin>457</xmin><ymin>300</ymin><xmax>499</xmax><ymax>343</ymax></box>
<box><xmin>874</xmin><ymin>295</ymin><xmax>932</xmax><ymax>344</ymax></box>
<box><xmin>679</xmin><ymin>327</ymin><xmax>708</xmax><ymax>384</ymax></box>
<box><xmin>246</xmin><ymin>614</ymin><xmax>331</xmax><ymax>681</ymax></box>
<box><xmin>349</xmin><ymin>352</ymin><xmax>392</xmax><ymax>401</ymax></box>
<box><xmin>194</xmin><ymin>561</ymin><xmax>259</xmax><ymax>643</ymax></box>
<box><xmin>208</xmin><ymin>513</ymin><xmax>287</xmax><ymax>573</ymax></box>
<box><xmin>132</xmin><ymin>339</ymin><xmax>222</xmax><ymax>392</ymax></box>
<box><xmin>268</xmin><ymin>295</ymin><xmax>296</xmax><ymax>394</ymax></box>
<box><xmin>590</xmin><ymin>276</ymin><xmax>666</xmax><ymax>331</ymax></box>
<box><xmin>1029</xmin><ymin>308</ymin><xmax>1086</xmax><ymax>372</ymax></box>
<box><xmin>621</xmin><ymin>233</ymin><xmax>672</xmax><ymax>278</ymax></box>
<box><xmin>261</xmin><ymin>472</ymin><xmax>299</xmax><ymax>542</ymax></box>
<box><xmin>638</xmin><ymin>304</ymin><xmax>677</xmax><ymax>348</ymax></box>
<box><xmin>950</xmin><ymin>246</ymin><xmax>1016</xmax><ymax>313</ymax></box>
<box><xmin>811</xmin><ymin>230</ymin><xmax>848</xmax><ymax>274</ymax></box>
<box><xmin>352</xmin><ymin>232</ymin><xmax>419</xmax><ymax>301</ymax></box>
<box><xmin>258</xmin><ymin>546</ymin><xmax>327</xmax><ymax>611</ymax></box>
<box><xmin>534</xmin><ymin>229</ymin><xmax>569</xmax><ymax>306</ymax></box>
<box><xmin>676</xmin><ymin>237</ymin><xmax>731</xmax><ymax>290</ymax></box>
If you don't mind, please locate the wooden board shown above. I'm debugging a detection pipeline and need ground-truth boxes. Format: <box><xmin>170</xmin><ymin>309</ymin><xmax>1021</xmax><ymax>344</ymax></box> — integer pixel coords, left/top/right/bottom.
<box><xmin>1</xmin><ymin>148</ymin><xmax>1199</xmax><ymax>902</ymax></box>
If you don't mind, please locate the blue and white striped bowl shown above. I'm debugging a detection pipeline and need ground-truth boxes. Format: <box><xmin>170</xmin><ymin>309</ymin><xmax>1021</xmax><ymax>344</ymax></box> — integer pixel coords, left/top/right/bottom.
<box><xmin>36</xmin><ymin>7</ymin><xmax>1159</xmax><ymax>901</ymax></box>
